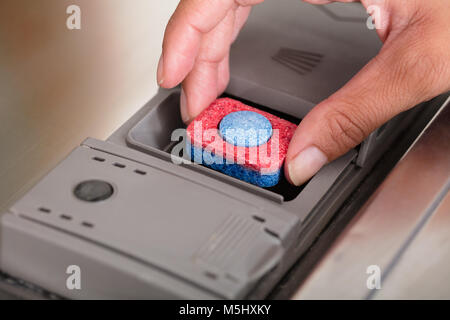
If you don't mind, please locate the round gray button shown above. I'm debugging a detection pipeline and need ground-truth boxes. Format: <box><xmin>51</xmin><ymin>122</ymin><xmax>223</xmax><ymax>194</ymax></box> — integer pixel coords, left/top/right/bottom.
<box><xmin>74</xmin><ymin>180</ymin><xmax>114</xmax><ymax>202</ymax></box>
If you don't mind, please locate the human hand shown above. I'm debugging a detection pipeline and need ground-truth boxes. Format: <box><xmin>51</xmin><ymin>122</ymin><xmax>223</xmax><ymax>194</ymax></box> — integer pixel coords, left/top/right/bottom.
<box><xmin>157</xmin><ymin>0</ymin><xmax>450</xmax><ymax>185</ymax></box>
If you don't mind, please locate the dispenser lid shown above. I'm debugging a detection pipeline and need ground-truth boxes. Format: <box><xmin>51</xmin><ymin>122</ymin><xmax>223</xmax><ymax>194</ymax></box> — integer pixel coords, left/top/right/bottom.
<box><xmin>227</xmin><ymin>1</ymin><xmax>381</xmax><ymax>118</ymax></box>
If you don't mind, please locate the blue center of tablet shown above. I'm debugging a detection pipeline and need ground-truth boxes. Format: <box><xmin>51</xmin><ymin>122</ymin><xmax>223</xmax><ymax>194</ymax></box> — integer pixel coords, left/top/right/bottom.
<box><xmin>219</xmin><ymin>111</ymin><xmax>273</xmax><ymax>147</ymax></box>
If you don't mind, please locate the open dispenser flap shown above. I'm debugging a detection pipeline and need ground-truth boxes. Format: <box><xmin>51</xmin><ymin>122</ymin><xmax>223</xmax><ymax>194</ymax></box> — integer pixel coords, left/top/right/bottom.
<box><xmin>227</xmin><ymin>1</ymin><xmax>381</xmax><ymax>119</ymax></box>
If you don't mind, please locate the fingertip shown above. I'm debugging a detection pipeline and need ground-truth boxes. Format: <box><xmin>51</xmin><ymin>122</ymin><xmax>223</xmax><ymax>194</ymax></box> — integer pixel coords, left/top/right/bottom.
<box><xmin>181</xmin><ymin>84</ymin><xmax>217</xmax><ymax>124</ymax></box>
<box><xmin>157</xmin><ymin>53</ymin><xmax>164</xmax><ymax>86</ymax></box>
<box><xmin>285</xmin><ymin>146</ymin><xmax>328</xmax><ymax>186</ymax></box>
<box><xmin>159</xmin><ymin>49</ymin><xmax>198</xmax><ymax>89</ymax></box>
<box><xmin>181</xmin><ymin>60</ymin><xmax>221</xmax><ymax>123</ymax></box>
<box><xmin>180</xmin><ymin>88</ymin><xmax>191</xmax><ymax>123</ymax></box>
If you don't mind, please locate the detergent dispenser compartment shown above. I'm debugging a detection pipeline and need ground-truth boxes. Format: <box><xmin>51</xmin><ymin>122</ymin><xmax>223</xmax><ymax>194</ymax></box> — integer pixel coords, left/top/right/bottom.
<box><xmin>126</xmin><ymin>91</ymin><xmax>308</xmax><ymax>202</ymax></box>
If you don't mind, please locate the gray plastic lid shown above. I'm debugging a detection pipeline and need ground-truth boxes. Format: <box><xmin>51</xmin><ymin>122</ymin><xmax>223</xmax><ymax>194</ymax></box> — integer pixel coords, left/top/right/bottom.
<box><xmin>227</xmin><ymin>1</ymin><xmax>381</xmax><ymax>119</ymax></box>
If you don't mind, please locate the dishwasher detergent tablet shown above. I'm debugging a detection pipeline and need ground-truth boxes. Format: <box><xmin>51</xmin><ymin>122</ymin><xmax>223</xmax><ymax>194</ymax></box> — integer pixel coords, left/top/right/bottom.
<box><xmin>186</xmin><ymin>98</ymin><xmax>297</xmax><ymax>187</ymax></box>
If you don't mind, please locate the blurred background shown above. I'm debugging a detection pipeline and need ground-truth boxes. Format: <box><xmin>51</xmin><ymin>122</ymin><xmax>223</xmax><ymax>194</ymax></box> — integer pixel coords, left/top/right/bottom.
<box><xmin>0</xmin><ymin>0</ymin><xmax>178</xmax><ymax>211</ymax></box>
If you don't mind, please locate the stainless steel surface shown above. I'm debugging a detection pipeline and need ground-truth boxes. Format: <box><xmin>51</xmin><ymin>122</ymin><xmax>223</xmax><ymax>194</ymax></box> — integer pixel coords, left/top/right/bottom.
<box><xmin>0</xmin><ymin>0</ymin><xmax>178</xmax><ymax>212</ymax></box>
<box><xmin>376</xmin><ymin>191</ymin><xmax>450</xmax><ymax>299</ymax></box>
<box><xmin>294</xmin><ymin>100</ymin><xmax>450</xmax><ymax>299</ymax></box>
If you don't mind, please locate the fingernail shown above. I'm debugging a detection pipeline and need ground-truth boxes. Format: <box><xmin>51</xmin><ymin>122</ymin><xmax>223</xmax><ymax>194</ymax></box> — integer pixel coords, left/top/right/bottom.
<box><xmin>180</xmin><ymin>89</ymin><xmax>191</xmax><ymax>123</ymax></box>
<box><xmin>157</xmin><ymin>54</ymin><xmax>164</xmax><ymax>86</ymax></box>
<box><xmin>288</xmin><ymin>146</ymin><xmax>328</xmax><ymax>186</ymax></box>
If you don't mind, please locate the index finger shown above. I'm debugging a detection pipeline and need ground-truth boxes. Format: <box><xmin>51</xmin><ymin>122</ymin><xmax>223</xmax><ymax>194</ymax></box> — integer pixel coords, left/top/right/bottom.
<box><xmin>159</xmin><ymin>0</ymin><xmax>236</xmax><ymax>88</ymax></box>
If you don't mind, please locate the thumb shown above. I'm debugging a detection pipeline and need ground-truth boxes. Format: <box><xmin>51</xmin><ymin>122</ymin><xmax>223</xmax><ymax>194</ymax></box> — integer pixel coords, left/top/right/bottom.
<box><xmin>284</xmin><ymin>19</ymin><xmax>450</xmax><ymax>186</ymax></box>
